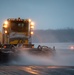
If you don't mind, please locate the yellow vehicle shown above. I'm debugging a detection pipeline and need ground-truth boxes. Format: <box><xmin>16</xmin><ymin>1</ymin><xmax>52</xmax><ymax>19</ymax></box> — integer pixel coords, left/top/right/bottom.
<box><xmin>2</xmin><ymin>18</ymin><xmax>34</xmax><ymax>48</ymax></box>
<box><xmin>0</xmin><ymin>18</ymin><xmax>55</xmax><ymax>62</ymax></box>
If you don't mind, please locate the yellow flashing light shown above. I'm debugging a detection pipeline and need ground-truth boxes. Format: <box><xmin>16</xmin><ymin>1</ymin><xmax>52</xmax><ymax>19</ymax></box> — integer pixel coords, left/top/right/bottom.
<box><xmin>5</xmin><ymin>30</ymin><xmax>7</xmax><ymax>34</ymax></box>
<box><xmin>31</xmin><ymin>22</ymin><xmax>35</xmax><ymax>25</ymax></box>
<box><xmin>4</xmin><ymin>21</ymin><xmax>8</xmax><ymax>25</ymax></box>
<box><xmin>3</xmin><ymin>24</ymin><xmax>8</xmax><ymax>28</ymax></box>
<box><xmin>31</xmin><ymin>31</ymin><xmax>34</xmax><ymax>35</ymax></box>
<box><xmin>3</xmin><ymin>21</ymin><xmax>8</xmax><ymax>28</ymax></box>
<box><xmin>28</xmin><ymin>19</ymin><xmax>31</xmax><ymax>22</ymax></box>
<box><xmin>31</xmin><ymin>22</ymin><xmax>34</xmax><ymax>25</ymax></box>
<box><xmin>31</xmin><ymin>25</ymin><xmax>34</xmax><ymax>29</ymax></box>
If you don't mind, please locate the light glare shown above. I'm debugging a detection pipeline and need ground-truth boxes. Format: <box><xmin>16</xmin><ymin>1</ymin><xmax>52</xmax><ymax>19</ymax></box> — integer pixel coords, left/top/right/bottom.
<box><xmin>31</xmin><ymin>31</ymin><xmax>34</xmax><ymax>35</ymax></box>
<box><xmin>4</xmin><ymin>21</ymin><xmax>8</xmax><ymax>25</ymax></box>
<box><xmin>3</xmin><ymin>25</ymin><xmax>7</xmax><ymax>28</ymax></box>
<box><xmin>5</xmin><ymin>30</ymin><xmax>7</xmax><ymax>33</ymax></box>
<box><xmin>31</xmin><ymin>25</ymin><xmax>34</xmax><ymax>29</ymax></box>
<box><xmin>31</xmin><ymin>22</ymin><xmax>35</xmax><ymax>25</ymax></box>
<box><xmin>29</xmin><ymin>19</ymin><xmax>31</xmax><ymax>22</ymax></box>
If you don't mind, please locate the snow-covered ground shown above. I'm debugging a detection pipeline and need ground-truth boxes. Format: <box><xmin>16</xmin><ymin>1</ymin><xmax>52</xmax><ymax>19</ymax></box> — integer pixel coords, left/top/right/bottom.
<box><xmin>0</xmin><ymin>66</ymin><xmax>74</xmax><ymax>75</ymax></box>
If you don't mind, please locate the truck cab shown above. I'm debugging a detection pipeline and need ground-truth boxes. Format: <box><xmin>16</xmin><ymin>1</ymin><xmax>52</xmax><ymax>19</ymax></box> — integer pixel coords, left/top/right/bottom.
<box><xmin>2</xmin><ymin>18</ymin><xmax>34</xmax><ymax>48</ymax></box>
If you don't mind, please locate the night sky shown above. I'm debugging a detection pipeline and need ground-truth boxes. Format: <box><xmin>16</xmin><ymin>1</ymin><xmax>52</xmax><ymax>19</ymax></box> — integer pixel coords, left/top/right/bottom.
<box><xmin>0</xmin><ymin>0</ymin><xmax>74</xmax><ymax>30</ymax></box>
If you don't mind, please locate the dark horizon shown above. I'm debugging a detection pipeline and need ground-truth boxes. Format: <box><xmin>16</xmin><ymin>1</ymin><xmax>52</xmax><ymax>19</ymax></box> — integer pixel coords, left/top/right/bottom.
<box><xmin>32</xmin><ymin>29</ymin><xmax>74</xmax><ymax>43</ymax></box>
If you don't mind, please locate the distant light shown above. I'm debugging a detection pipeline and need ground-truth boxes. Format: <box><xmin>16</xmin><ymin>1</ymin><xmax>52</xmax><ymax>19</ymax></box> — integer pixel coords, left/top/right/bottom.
<box><xmin>70</xmin><ymin>46</ymin><xmax>74</xmax><ymax>50</ymax></box>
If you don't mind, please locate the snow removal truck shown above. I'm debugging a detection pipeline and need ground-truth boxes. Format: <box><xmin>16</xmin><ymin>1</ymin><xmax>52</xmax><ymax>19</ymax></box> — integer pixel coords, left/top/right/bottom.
<box><xmin>0</xmin><ymin>18</ymin><xmax>35</xmax><ymax>62</ymax></box>
<box><xmin>0</xmin><ymin>18</ymin><xmax>55</xmax><ymax>62</ymax></box>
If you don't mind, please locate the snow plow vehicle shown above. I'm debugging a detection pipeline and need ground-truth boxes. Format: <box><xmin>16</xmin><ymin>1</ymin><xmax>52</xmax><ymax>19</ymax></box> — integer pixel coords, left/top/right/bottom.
<box><xmin>0</xmin><ymin>18</ymin><xmax>35</xmax><ymax>62</ymax></box>
<box><xmin>0</xmin><ymin>18</ymin><xmax>55</xmax><ymax>62</ymax></box>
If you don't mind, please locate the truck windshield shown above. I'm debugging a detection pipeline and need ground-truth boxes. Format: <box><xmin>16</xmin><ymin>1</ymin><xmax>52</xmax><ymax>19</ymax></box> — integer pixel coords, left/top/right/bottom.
<box><xmin>10</xmin><ymin>21</ymin><xmax>28</xmax><ymax>32</ymax></box>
